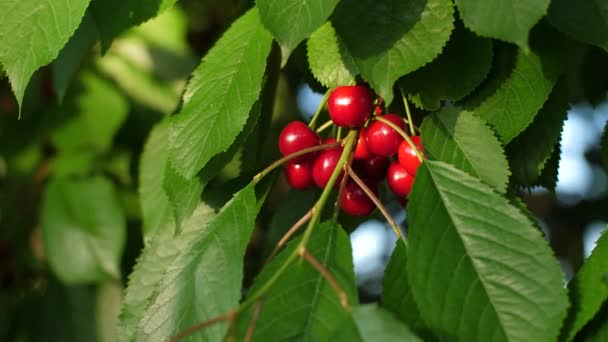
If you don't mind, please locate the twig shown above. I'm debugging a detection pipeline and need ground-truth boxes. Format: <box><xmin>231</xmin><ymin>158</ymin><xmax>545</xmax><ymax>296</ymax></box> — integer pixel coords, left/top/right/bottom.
<box><xmin>244</xmin><ymin>300</ymin><xmax>265</xmax><ymax>342</ymax></box>
<box><xmin>264</xmin><ymin>209</ymin><xmax>313</xmax><ymax>266</ymax></box>
<box><xmin>374</xmin><ymin>116</ymin><xmax>423</xmax><ymax>161</ymax></box>
<box><xmin>399</xmin><ymin>86</ymin><xmax>416</xmax><ymax>136</ymax></box>
<box><xmin>308</xmin><ymin>89</ymin><xmax>332</xmax><ymax>129</ymax></box>
<box><xmin>169</xmin><ymin>310</ymin><xmax>236</xmax><ymax>342</ymax></box>
<box><xmin>300</xmin><ymin>248</ymin><xmax>349</xmax><ymax>310</ymax></box>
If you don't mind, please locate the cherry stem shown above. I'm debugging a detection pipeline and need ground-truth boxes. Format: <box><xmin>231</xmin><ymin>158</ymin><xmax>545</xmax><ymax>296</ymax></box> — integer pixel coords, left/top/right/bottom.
<box><xmin>346</xmin><ymin>166</ymin><xmax>405</xmax><ymax>242</ymax></box>
<box><xmin>169</xmin><ymin>310</ymin><xmax>236</xmax><ymax>342</ymax></box>
<box><xmin>308</xmin><ymin>88</ymin><xmax>332</xmax><ymax>129</ymax></box>
<box><xmin>244</xmin><ymin>300</ymin><xmax>265</xmax><ymax>342</ymax></box>
<box><xmin>315</xmin><ymin>120</ymin><xmax>333</xmax><ymax>133</ymax></box>
<box><xmin>400</xmin><ymin>86</ymin><xmax>416</xmax><ymax>136</ymax></box>
<box><xmin>336</xmin><ymin>127</ymin><xmax>343</xmax><ymax>140</ymax></box>
<box><xmin>333</xmin><ymin>148</ymin><xmax>355</xmax><ymax>220</ymax></box>
<box><xmin>374</xmin><ymin>116</ymin><xmax>423</xmax><ymax>162</ymax></box>
<box><xmin>300</xmin><ymin>247</ymin><xmax>349</xmax><ymax>309</ymax></box>
<box><xmin>252</xmin><ymin>141</ymin><xmax>341</xmax><ymax>184</ymax></box>
<box><xmin>264</xmin><ymin>209</ymin><xmax>312</xmax><ymax>266</ymax></box>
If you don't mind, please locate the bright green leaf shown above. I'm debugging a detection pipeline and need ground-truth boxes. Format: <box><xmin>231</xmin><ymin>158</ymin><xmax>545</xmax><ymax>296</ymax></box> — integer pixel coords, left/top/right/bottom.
<box><xmin>256</xmin><ymin>0</ymin><xmax>339</xmax><ymax>60</ymax></box>
<box><xmin>0</xmin><ymin>0</ymin><xmax>90</xmax><ymax>111</ymax></box>
<box><xmin>561</xmin><ymin>230</ymin><xmax>608</xmax><ymax>341</ymax></box>
<box><xmin>332</xmin><ymin>0</ymin><xmax>454</xmax><ymax>104</ymax></box>
<box><xmin>400</xmin><ymin>23</ymin><xmax>492</xmax><ymax>111</ymax></box>
<box><xmin>41</xmin><ymin>176</ymin><xmax>126</xmax><ymax>284</ymax></box>
<box><xmin>407</xmin><ymin>161</ymin><xmax>568</xmax><ymax>341</ymax></box>
<box><xmin>454</xmin><ymin>0</ymin><xmax>549</xmax><ymax>48</ymax></box>
<box><xmin>235</xmin><ymin>221</ymin><xmax>358</xmax><ymax>341</ymax></box>
<box><xmin>548</xmin><ymin>0</ymin><xmax>608</xmax><ymax>52</ymax></box>
<box><xmin>168</xmin><ymin>9</ymin><xmax>273</xmax><ymax>178</ymax></box>
<box><xmin>307</xmin><ymin>22</ymin><xmax>357</xmax><ymax>89</ymax></box>
<box><xmin>506</xmin><ymin>80</ymin><xmax>568</xmax><ymax>186</ymax></box>
<box><xmin>162</xmin><ymin>161</ymin><xmax>203</xmax><ymax>230</ymax></box>
<box><xmin>421</xmin><ymin>107</ymin><xmax>510</xmax><ymax>192</ymax></box>
<box><xmin>352</xmin><ymin>304</ymin><xmax>422</xmax><ymax>341</ymax></box>
<box><xmin>90</xmin><ymin>0</ymin><xmax>177</xmax><ymax>51</ymax></box>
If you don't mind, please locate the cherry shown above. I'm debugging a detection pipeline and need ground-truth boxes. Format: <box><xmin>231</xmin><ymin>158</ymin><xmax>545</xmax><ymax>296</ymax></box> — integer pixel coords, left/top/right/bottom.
<box><xmin>386</xmin><ymin>162</ymin><xmax>415</xmax><ymax>198</ymax></box>
<box><xmin>278</xmin><ymin>121</ymin><xmax>320</xmax><ymax>162</ymax></box>
<box><xmin>284</xmin><ymin>162</ymin><xmax>313</xmax><ymax>189</ymax></box>
<box><xmin>354</xmin><ymin>128</ymin><xmax>372</xmax><ymax>160</ymax></box>
<box><xmin>398</xmin><ymin>136</ymin><xmax>424</xmax><ymax>176</ymax></box>
<box><xmin>312</xmin><ymin>148</ymin><xmax>344</xmax><ymax>188</ymax></box>
<box><xmin>355</xmin><ymin>156</ymin><xmax>390</xmax><ymax>183</ymax></box>
<box><xmin>340</xmin><ymin>181</ymin><xmax>376</xmax><ymax>216</ymax></box>
<box><xmin>322</xmin><ymin>137</ymin><xmax>341</xmax><ymax>152</ymax></box>
<box><xmin>327</xmin><ymin>85</ymin><xmax>373</xmax><ymax>128</ymax></box>
<box><xmin>366</xmin><ymin>114</ymin><xmax>406</xmax><ymax>157</ymax></box>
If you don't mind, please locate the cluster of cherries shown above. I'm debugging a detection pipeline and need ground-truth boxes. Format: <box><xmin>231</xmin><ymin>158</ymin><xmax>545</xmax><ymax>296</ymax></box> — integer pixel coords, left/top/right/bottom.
<box><xmin>278</xmin><ymin>85</ymin><xmax>424</xmax><ymax>216</ymax></box>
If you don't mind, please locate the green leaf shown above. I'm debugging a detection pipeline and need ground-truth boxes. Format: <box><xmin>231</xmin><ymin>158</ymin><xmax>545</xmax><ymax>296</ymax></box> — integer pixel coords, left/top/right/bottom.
<box><xmin>52</xmin><ymin>71</ymin><xmax>129</xmax><ymax>154</ymax></box>
<box><xmin>407</xmin><ymin>160</ymin><xmax>568</xmax><ymax>341</ymax></box>
<box><xmin>90</xmin><ymin>0</ymin><xmax>177</xmax><ymax>51</ymax></box>
<box><xmin>307</xmin><ymin>22</ymin><xmax>357</xmax><ymax>89</ymax></box>
<box><xmin>535</xmin><ymin>142</ymin><xmax>561</xmax><ymax>190</ymax></box>
<box><xmin>352</xmin><ymin>304</ymin><xmax>422</xmax><ymax>341</ymax></box>
<box><xmin>400</xmin><ymin>23</ymin><xmax>493</xmax><ymax>111</ymax></box>
<box><xmin>0</xmin><ymin>0</ymin><xmax>90</xmax><ymax>111</ymax></box>
<box><xmin>381</xmin><ymin>240</ymin><xmax>426</xmax><ymax>334</ymax></box>
<box><xmin>235</xmin><ymin>221</ymin><xmax>358</xmax><ymax>341</ymax></box>
<box><xmin>256</xmin><ymin>0</ymin><xmax>339</xmax><ymax>60</ymax></box>
<box><xmin>117</xmin><ymin>203</ymin><xmax>216</xmax><ymax>341</ymax></box>
<box><xmin>41</xmin><ymin>176</ymin><xmax>126</xmax><ymax>284</ymax></box>
<box><xmin>506</xmin><ymin>80</ymin><xmax>568</xmax><ymax>186</ymax></box>
<box><xmin>561</xmin><ymin>230</ymin><xmax>608</xmax><ymax>341</ymax></box>
<box><xmin>548</xmin><ymin>0</ymin><xmax>608</xmax><ymax>52</ymax></box>
<box><xmin>468</xmin><ymin>46</ymin><xmax>557</xmax><ymax>144</ymax></box>
<box><xmin>332</xmin><ymin>0</ymin><xmax>454</xmax><ymax>104</ymax></box>
<box><xmin>52</xmin><ymin>12</ymin><xmax>98</xmax><ymax>103</ymax></box>
<box><xmin>421</xmin><ymin>107</ymin><xmax>510</xmax><ymax>192</ymax></box>
<box><xmin>163</xmin><ymin>161</ymin><xmax>203</xmax><ymax>230</ymax></box>
<box><xmin>454</xmin><ymin>0</ymin><xmax>549</xmax><ymax>48</ymax></box>
<box><xmin>168</xmin><ymin>9</ymin><xmax>273</xmax><ymax>178</ymax></box>
<box><xmin>121</xmin><ymin>184</ymin><xmax>258</xmax><ymax>341</ymax></box>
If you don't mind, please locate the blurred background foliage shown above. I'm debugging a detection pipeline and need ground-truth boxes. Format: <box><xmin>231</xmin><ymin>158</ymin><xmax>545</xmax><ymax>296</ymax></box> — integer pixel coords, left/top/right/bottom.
<box><xmin>0</xmin><ymin>0</ymin><xmax>607</xmax><ymax>341</ymax></box>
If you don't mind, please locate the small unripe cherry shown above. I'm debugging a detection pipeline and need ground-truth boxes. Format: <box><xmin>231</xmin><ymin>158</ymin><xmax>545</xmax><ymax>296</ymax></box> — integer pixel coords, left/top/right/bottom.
<box><xmin>366</xmin><ymin>114</ymin><xmax>406</xmax><ymax>157</ymax></box>
<box><xmin>278</xmin><ymin>121</ymin><xmax>321</xmax><ymax>162</ymax></box>
<box><xmin>312</xmin><ymin>148</ymin><xmax>343</xmax><ymax>188</ymax></box>
<box><xmin>354</xmin><ymin>128</ymin><xmax>372</xmax><ymax>160</ymax></box>
<box><xmin>386</xmin><ymin>162</ymin><xmax>415</xmax><ymax>198</ymax></box>
<box><xmin>284</xmin><ymin>162</ymin><xmax>314</xmax><ymax>189</ymax></box>
<box><xmin>398</xmin><ymin>136</ymin><xmax>423</xmax><ymax>176</ymax></box>
<box><xmin>327</xmin><ymin>85</ymin><xmax>373</xmax><ymax>128</ymax></box>
<box><xmin>340</xmin><ymin>181</ymin><xmax>376</xmax><ymax>216</ymax></box>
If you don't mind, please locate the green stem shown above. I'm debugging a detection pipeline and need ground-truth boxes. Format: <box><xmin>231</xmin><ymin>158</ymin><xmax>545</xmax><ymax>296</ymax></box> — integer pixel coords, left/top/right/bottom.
<box><xmin>400</xmin><ymin>87</ymin><xmax>416</xmax><ymax>136</ymax></box>
<box><xmin>315</xmin><ymin>120</ymin><xmax>333</xmax><ymax>133</ymax></box>
<box><xmin>308</xmin><ymin>88</ymin><xmax>332</xmax><ymax>129</ymax></box>
<box><xmin>374</xmin><ymin>116</ymin><xmax>423</xmax><ymax>162</ymax></box>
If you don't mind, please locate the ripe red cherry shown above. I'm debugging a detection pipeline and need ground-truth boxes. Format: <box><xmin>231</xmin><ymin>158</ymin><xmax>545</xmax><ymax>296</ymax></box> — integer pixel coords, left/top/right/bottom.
<box><xmin>327</xmin><ymin>85</ymin><xmax>373</xmax><ymax>128</ymax></box>
<box><xmin>366</xmin><ymin>114</ymin><xmax>406</xmax><ymax>157</ymax></box>
<box><xmin>354</xmin><ymin>128</ymin><xmax>372</xmax><ymax>160</ymax></box>
<box><xmin>312</xmin><ymin>148</ymin><xmax>343</xmax><ymax>188</ymax></box>
<box><xmin>284</xmin><ymin>162</ymin><xmax>313</xmax><ymax>189</ymax></box>
<box><xmin>322</xmin><ymin>137</ymin><xmax>341</xmax><ymax>152</ymax></box>
<box><xmin>355</xmin><ymin>156</ymin><xmax>390</xmax><ymax>183</ymax></box>
<box><xmin>278</xmin><ymin>121</ymin><xmax>321</xmax><ymax>162</ymax></box>
<box><xmin>340</xmin><ymin>181</ymin><xmax>376</xmax><ymax>216</ymax></box>
<box><xmin>398</xmin><ymin>136</ymin><xmax>424</xmax><ymax>176</ymax></box>
<box><xmin>386</xmin><ymin>162</ymin><xmax>415</xmax><ymax>198</ymax></box>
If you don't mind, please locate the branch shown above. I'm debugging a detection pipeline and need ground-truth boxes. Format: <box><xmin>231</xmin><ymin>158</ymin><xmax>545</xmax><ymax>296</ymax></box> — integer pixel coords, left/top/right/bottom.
<box><xmin>264</xmin><ymin>209</ymin><xmax>313</xmax><ymax>266</ymax></box>
<box><xmin>169</xmin><ymin>310</ymin><xmax>236</xmax><ymax>342</ymax></box>
<box><xmin>300</xmin><ymin>247</ymin><xmax>349</xmax><ymax>310</ymax></box>
<box><xmin>244</xmin><ymin>300</ymin><xmax>265</xmax><ymax>342</ymax></box>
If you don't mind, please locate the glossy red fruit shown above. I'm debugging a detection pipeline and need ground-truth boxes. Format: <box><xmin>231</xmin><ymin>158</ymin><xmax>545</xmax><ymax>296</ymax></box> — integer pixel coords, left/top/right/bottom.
<box><xmin>366</xmin><ymin>114</ymin><xmax>406</xmax><ymax>157</ymax></box>
<box><xmin>356</xmin><ymin>156</ymin><xmax>390</xmax><ymax>183</ymax></box>
<box><xmin>322</xmin><ymin>137</ymin><xmax>341</xmax><ymax>152</ymax></box>
<box><xmin>327</xmin><ymin>85</ymin><xmax>373</xmax><ymax>128</ymax></box>
<box><xmin>354</xmin><ymin>128</ymin><xmax>372</xmax><ymax>160</ymax></box>
<box><xmin>312</xmin><ymin>149</ymin><xmax>343</xmax><ymax>188</ymax></box>
<box><xmin>341</xmin><ymin>181</ymin><xmax>376</xmax><ymax>216</ymax></box>
<box><xmin>398</xmin><ymin>136</ymin><xmax>424</xmax><ymax>176</ymax></box>
<box><xmin>284</xmin><ymin>162</ymin><xmax>313</xmax><ymax>189</ymax></box>
<box><xmin>386</xmin><ymin>162</ymin><xmax>415</xmax><ymax>198</ymax></box>
<box><xmin>278</xmin><ymin>121</ymin><xmax>321</xmax><ymax>162</ymax></box>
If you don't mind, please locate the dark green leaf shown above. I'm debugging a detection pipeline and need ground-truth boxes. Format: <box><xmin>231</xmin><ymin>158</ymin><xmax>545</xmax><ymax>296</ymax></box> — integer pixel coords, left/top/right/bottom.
<box><xmin>506</xmin><ymin>80</ymin><xmax>568</xmax><ymax>187</ymax></box>
<box><xmin>535</xmin><ymin>141</ymin><xmax>561</xmax><ymax>190</ymax></box>
<box><xmin>256</xmin><ymin>0</ymin><xmax>339</xmax><ymax>59</ymax></box>
<box><xmin>421</xmin><ymin>107</ymin><xmax>510</xmax><ymax>192</ymax></box>
<box><xmin>548</xmin><ymin>0</ymin><xmax>608</xmax><ymax>52</ymax></box>
<box><xmin>401</xmin><ymin>23</ymin><xmax>493</xmax><ymax>111</ymax></box>
<box><xmin>332</xmin><ymin>0</ymin><xmax>454</xmax><ymax>104</ymax></box>
<box><xmin>168</xmin><ymin>9</ymin><xmax>273</xmax><ymax>178</ymax></box>
<box><xmin>407</xmin><ymin>160</ymin><xmax>568</xmax><ymax>341</ymax></box>
<box><xmin>235</xmin><ymin>221</ymin><xmax>358</xmax><ymax>341</ymax></box>
<box><xmin>163</xmin><ymin>161</ymin><xmax>203</xmax><ymax>230</ymax></box>
<box><xmin>561</xmin><ymin>230</ymin><xmax>608</xmax><ymax>341</ymax></box>
<box><xmin>0</xmin><ymin>0</ymin><xmax>90</xmax><ymax>111</ymax></box>
<box><xmin>307</xmin><ymin>22</ymin><xmax>357</xmax><ymax>89</ymax></box>
<box><xmin>352</xmin><ymin>304</ymin><xmax>422</xmax><ymax>341</ymax></box>
<box><xmin>381</xmin><ymin>240</ymin><xmax>427</xmax><ymax>334</ymax></box>
<box><xmin>90</xmin><ymin>0</ymin><xmax>177</xmax><ymax>51</ymax></box>
<box><xmin>52</xmin><ymin>12</ymin><xmax>98</xmax><ymax>102</ymax></box>
<box><xmin>454</xmin><ymin>0</ymin><xmax>549</xmax><ymax>48</ymax></box>
<box><xmin>41</xmin><ymin>176</ymin><xmax>126</xmax><ymax>284</ymax></box>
